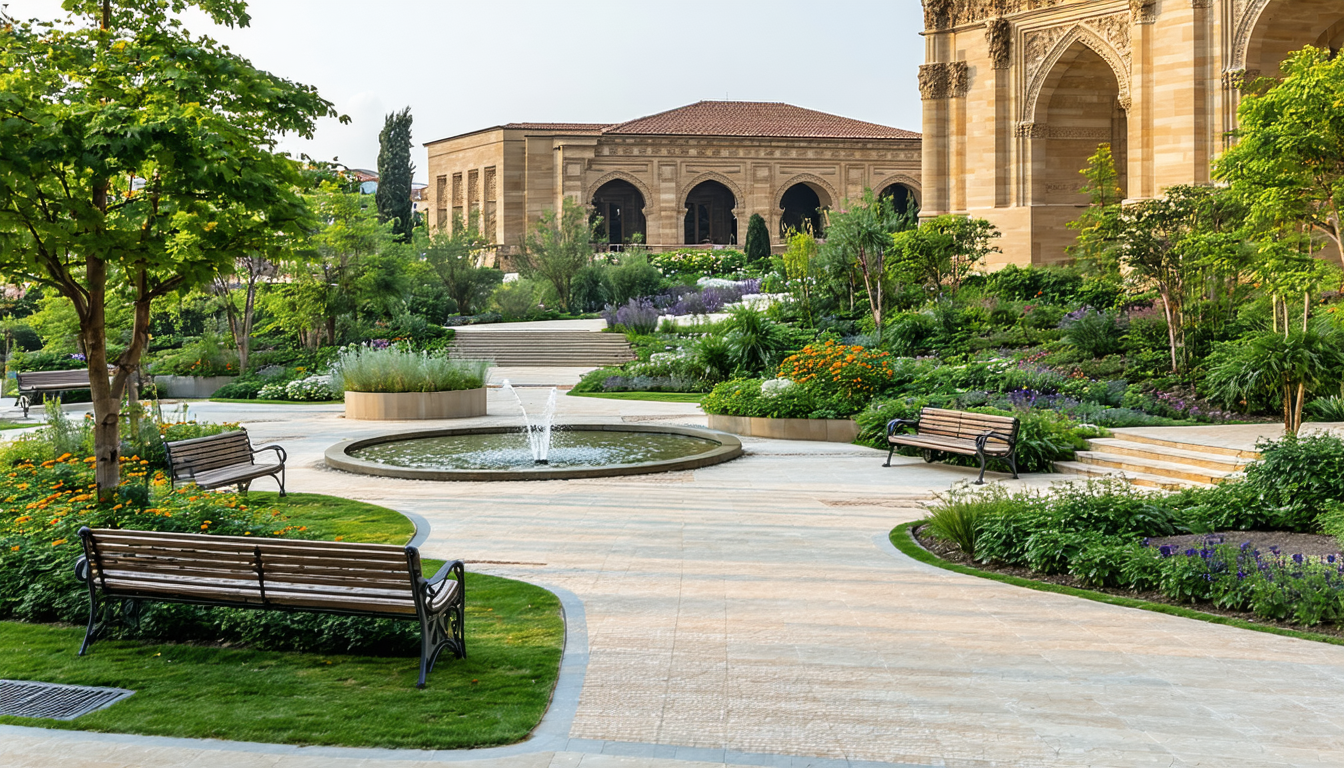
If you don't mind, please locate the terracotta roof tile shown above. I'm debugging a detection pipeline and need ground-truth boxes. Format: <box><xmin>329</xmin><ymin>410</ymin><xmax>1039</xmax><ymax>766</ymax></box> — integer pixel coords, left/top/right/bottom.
<box><xmin>602</xmin><ymin>101</ymin><xmax>919</xmax><ymax>140</ymax></box>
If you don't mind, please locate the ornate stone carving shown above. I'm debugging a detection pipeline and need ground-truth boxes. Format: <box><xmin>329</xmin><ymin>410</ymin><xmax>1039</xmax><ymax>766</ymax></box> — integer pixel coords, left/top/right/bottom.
<box><xmin>1221</xmin><ymin>68</ymin><xmax>1261</xmax><ymax>90</ymax></box>
<box><xmin>1022</xmin><ymin>16</ymin><xmax>1133</xmax><ymax>122</ymax></box>
<box><xmin>919</xmin><ymin>62</ymin><xmax>969</xmax><ymax>99</ymax></box>
<box><xmin>1015</xmin><ymin>122</ymin><xmax>1047</xmax><ymax>138</ymax></box>
<box><xmin>1189</xmin><ymin>0</ymin><xmax>1213</xmax><ymax>8</ymax></box>
<box><xmin>986</xmin><ymin>17</ymin><xmax>1012</xmax><ymax>70</ymax></box>
<box><xmin>1230</xmin><ymin>0</ymin><xmax>1271</xmax><ymax>70</ymax></box>
<box><xmin>1128</xmin><ymin>0</ymin><xmax>1156</xmax><ymax>24</ymax></box>
<box><xmin>923</xmin><ymin>0</ymin><xmax>1067</xmax><ymax>31</ymax></box>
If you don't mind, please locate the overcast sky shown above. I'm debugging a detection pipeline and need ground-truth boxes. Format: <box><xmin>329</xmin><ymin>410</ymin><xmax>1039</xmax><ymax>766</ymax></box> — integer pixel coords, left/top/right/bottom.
<box><xmin>7</xmin><ymin>1</ymin><xmax>927</xmax><ymax>183</ymax></box>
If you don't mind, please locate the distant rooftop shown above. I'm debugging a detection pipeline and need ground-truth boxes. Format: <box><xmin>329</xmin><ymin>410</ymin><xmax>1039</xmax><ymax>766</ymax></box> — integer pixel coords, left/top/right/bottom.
<box><xmin>428</xmin><ymin>102</ymin><xmax>918</xmax><ymax>145</ymax></box>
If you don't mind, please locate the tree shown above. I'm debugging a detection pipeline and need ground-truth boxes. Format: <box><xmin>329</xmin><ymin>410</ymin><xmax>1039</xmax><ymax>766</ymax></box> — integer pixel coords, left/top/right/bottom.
<box><xmin>1216</xmin><ymin>47</ymin><xmax>1344</xmax><ymax>268</ymax></box>
<box><xmin>889</xmin><ymin>215</ymin><xmax>1000</xmax><ymax>298</ymax></box>
<box><xmin>824</xmin><ymin>190</ymin><xmax>910</xmax><ymax>340</ymax></box>
<box><xmin>520</xmin><ymin>197</ymin><xmax>598</xmax><ymax>313</ymax></box>
<box><xmin>744</xmin><ymin>213</ymin><xmax>771</xmax><ymax>266</ymax></box>
<box><xmin>0</xmin><ymin>1</ymin><xmax>339</xmax><ymax>494</ymax></box>
<box><xmin>423</xmin><ymin>217</ymin><xmax>501</xmax><ymax>316</ymax></box>
<box><xmin>781</xmin><ymin>230</ymin><xmax>819</xmax><ymax>326</ymax></box>
<box><xmin>1113</xmin><ymin>186</ymin><xmax>1248</xmax><ymax>373</ymax></box>
<box><xmin>376</xmin><ymin>107</ymin><xmax>415</xmax><ymax>243</ymax></box>
<box><xmin>1067</xmin><ymin>143</ymin><xmax>1125</xmax><ymax>277</ymax></box>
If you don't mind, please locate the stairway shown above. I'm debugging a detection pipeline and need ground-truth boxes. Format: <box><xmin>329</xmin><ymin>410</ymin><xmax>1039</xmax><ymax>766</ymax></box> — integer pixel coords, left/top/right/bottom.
<box><xmin>1055</xmin><ymin>429</ymin><xmax>1260</xmax><ymax>491</ymax></box>
<box><xmin>450</xmin><ymin>329</ymin><xmax>636</xmax><ymax>367</ymax></box>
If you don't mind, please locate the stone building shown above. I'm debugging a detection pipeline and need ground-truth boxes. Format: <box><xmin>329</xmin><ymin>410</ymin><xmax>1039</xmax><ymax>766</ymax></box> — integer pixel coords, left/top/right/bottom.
<box><xmin>919</xmin><ymin>0</ymin><xmax>1344</xmax><ymax>266</ymax></box>
<box><xmin>423</xmin><ymin>101</ymin><xmax>921</xmax><ymax>261</ymax></box>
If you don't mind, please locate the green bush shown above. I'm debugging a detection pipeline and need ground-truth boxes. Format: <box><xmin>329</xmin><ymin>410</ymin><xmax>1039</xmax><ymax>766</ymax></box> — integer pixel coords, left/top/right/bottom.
<box><xmin>1241</xmin><ymin>432</ymin><xmax>1344</xmax><ymax>532</ymax></box>
<box><xmin>924</xmin><ymin>483</ymin><xmax>1023</xmax><ymax>559</ymax></box>
<box><xmin>609</xmin><ymin>254</ymin><xmax>664</xmax><ymax>304</ymax></box>
<box><xmin>491</xmin><ymin>279</ymin><xmax>540</xmax><ymax>320</ymax></box>
<box><xmin>1062</xmin><ymin>308</ymin><xmax>1126</xmax><ymax>358</ymax></box>
<box><xmin>148</xmin><ymin>333</ymin><xmax>238</xmax><ymax>377</ymax></box>
<box><xmin>337</xmin><ymin>346</ymin><xmax>489</xmax><ymax>393</ymax></box>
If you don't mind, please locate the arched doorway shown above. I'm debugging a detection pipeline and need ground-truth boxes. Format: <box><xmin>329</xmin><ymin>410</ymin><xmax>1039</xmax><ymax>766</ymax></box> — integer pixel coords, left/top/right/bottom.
<box><xmin>779</xmin><ymin>183</ymin><xmax>829</xmax><ymax>238</ymax></box>
<box><xmin>878</xmin><ymin>183</ymin><xmax>919</xmax><ymax>219</ymax></box>
<box><xmin>684</xmin><ymin>181</ymin><xmax>736</xmax><ymax>245</ymax></box>
<box><xmin>1244</xmin><ymin>0</ymin><xmax>1344</xmax><ymax>78</ymax></box>
<box><xmin>1031</xmin><ymin>40</ymin><xmax>1127</xmax><ymax>263</ymax></box>
<box><xmin>591</xmin><ymin>179</ymin><xmax>646</xmax><ymax>245</ymax></box>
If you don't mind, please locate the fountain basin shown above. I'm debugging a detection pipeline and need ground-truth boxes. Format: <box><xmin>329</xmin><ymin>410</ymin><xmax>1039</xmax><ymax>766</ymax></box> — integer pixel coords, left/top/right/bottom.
<box><xmin>325</xmin><ymin>424</ymin><xmax>742</xmax><ymax>481</ymax></box>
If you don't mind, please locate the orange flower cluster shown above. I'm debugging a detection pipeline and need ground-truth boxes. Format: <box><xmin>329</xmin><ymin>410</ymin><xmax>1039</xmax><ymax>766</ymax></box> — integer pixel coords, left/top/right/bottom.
<box><xmin>777</xmin><ymin>340</ymin><xmax>895</xmax><ymax>410</ymax></box>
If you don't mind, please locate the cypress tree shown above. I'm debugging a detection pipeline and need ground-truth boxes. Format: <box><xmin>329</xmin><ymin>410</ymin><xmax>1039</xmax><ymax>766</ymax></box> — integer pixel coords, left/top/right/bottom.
<box><xmin>376</xmin><ymin>107</ymin><xmax>415</xmax><ymax>242</ymax></box>
<box><xmin>744</xmin><ymin>213</ymin><xmax>771</xmax><ymax>265</ymax></box>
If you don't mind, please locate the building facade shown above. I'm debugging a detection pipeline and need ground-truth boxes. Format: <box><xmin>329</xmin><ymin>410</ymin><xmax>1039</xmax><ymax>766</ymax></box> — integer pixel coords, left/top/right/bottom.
<box><xmin>920</xmin><ymin>0</ymin><xmax>1344</xmax><ymax>267</ymax></box>
<box><xmin>423</xmin><ymin>102</ymin><xmax>922</xmax><ymax>262</ymax></box>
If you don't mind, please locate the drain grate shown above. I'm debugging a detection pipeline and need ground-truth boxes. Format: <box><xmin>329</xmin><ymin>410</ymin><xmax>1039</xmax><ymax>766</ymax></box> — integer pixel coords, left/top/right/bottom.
<box><xmin>0</xmin><ymin>680</ymin><xmax>134</xmax><ymax>720</ymax></box>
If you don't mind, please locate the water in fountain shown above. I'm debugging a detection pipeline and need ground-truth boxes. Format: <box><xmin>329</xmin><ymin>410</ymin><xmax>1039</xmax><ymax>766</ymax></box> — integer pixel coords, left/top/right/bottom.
<box><xmin>501</xmin><ymin>380</ymin><xmax>558</xmax><ymax>464</ymax></box>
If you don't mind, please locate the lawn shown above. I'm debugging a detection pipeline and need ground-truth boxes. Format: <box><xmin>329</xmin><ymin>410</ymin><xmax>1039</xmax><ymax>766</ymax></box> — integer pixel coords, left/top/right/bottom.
<box><xmin>567</xmin><ymin>390</ymin><xmax>705</xmax><ymax>404</ymax></box>
<box><xmin>0</xmin><ymin>494</ymin><xmax>565</xmax><ymax>749</ymax></box>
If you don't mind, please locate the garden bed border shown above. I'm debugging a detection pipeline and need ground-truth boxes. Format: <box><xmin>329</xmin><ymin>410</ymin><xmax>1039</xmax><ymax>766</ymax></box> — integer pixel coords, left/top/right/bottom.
<box><xmin>706</xmin><ymin>414</ymin><xmax>859</xmax><ymax>443</ymax></box>
<box><xmin>345</xmin><ymin>387</ymin><xmax>487</xmax><ymax>420</ymax></box>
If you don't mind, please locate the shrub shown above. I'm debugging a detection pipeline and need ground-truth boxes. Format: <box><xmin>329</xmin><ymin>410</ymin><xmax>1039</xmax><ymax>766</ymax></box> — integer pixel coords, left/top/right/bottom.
<box><xmin>148</xmin><ymin>333</ymin><xmax>238</xmax><ymax>377</ymax></box>
<box><xmin>337</xmin><ymin>346</ymin><xmax>489</xmax><ymax>393</ymax></box>
<box><xmin>603</xmin><ymin>298</ymin><xmax>660</xmax><ymax>335</ymax></box>
<box><xmin>1240</xmin><ymin>432</ymin><xmax>1344</xmax><ymax>532</ymax></box>
<box><xmin>723</xmin><ymin>305</ymin><xmax>793</xmax><ymax>376</ymax></box>
<box><xmin>491</xmin><ymin>279</ymin><xmax>540</xmax><ymax>320</ymax></box>
<box><xmin>924</xmin><ymin>483</ymin><xmax>1023</xmax><ymax>558</ymax></box>
<box><xmin>570</xmin><ymin>265</ymin><xmax>613</xmax><ymax>313</ymax></box>
<box><xmin>609</xmin><ymin>254</ymin><xmax>664</xmax><ymax>304</ymax></box>
<box><xmin>1306</xmin><ymin>395</ymin><xmax>1344</xmax><ymax>422</ymax></box>
<box><xmin>1061</xmin><ymin>307</ymin><xmax>1126</xmax><ymax>358</ymax></box>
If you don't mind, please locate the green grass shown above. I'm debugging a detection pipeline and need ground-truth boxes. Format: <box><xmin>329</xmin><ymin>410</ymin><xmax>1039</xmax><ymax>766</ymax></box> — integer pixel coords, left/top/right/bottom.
<box><xmin>567</xmin><ymin>390</ymin><xmax>706</xmax><ymax>404</ymax></box>
<box><xmin>207</xmin><ymin>398</ymin><xmax>341</xmax><ymax>404</ymax></box>
<box><xmin>0</xmin><ymin>494</ymin><xmax>565</xmax><ymax>749</ymax></box>
<box><xmin>889</xmin><ymin>521</ymin><xmax>1344</xmax><ymax>648</ymax></box>
<box><xmin>0</xmin><ymin>420</ymin><xmax>31</xmax><ymax>431</ymax></box>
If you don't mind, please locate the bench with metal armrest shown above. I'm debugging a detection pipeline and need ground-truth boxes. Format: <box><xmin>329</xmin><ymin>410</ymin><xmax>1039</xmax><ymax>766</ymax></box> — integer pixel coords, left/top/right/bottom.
<box><xmin>884</xmin><ymin>406</ymin><xmax>1020</xmax><ymax>484</ymax></box>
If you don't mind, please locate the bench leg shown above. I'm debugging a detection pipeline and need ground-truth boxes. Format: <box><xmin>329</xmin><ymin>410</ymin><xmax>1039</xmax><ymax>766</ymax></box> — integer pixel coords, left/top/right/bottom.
<box><xmin>79</xmin><ymin>585</ymin><xmax>104</xmax><ymax>657</ymax></box>
<box><xmin>975</xmin><ymin>450</ymin><xmax>988</xmax><ymax>485</ymax></box>
<box><xmin>18</xmin><ymin>394</ymin><xmax>28</xmax><ymax>419</ymax></box>
<box><xmin>276</xmin><ymin>467</ymin><xmax>286</xmax><ymax>498</ymax></box>
<box><xmin>1008</xmin><ymin>453</ymin><xmax>1019</xmax><ymax>480</ymax></box>
<box><xmin>883</xmin><ymin>444</ymin><xmax>895</xmax><ymax>467</ymax></box>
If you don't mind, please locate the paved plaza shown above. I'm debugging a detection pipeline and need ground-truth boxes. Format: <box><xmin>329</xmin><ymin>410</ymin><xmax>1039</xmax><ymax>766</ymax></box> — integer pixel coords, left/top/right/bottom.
<box><xmin>3</xmin><ymin>380</ymin><xmax>1343</xmax><ymax>768</ymax></box>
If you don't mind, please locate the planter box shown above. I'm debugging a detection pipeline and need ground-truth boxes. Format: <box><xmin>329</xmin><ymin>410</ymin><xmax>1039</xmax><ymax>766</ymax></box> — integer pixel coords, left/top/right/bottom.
<box><xmin>707</xmin><ymin>413</ymin><xmax>859</xmax><ymax>443</ymax></box>
<box><xmin>345</xmin><ymin>387</ymin><xmax>487</xmax><ymax>421</ymax></box>
<box><xmin>155</xmin><ymin>375</ymin><xmax>237</xmax><ymax>399</ymax></box>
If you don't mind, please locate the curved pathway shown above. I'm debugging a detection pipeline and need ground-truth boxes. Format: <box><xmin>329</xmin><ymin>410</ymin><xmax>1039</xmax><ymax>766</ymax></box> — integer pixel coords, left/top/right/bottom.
<box><xmin>3</xmin><ymin>387</ymin><xmax>1344</xmax><ymax>768</ymax></box>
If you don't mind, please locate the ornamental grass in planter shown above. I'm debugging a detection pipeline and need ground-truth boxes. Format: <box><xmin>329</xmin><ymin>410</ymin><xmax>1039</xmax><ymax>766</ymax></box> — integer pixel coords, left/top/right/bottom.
<box><xmin>337</xmin><ymin>346</ymin><xmax>490</xmax><ymax>420</ymax></box>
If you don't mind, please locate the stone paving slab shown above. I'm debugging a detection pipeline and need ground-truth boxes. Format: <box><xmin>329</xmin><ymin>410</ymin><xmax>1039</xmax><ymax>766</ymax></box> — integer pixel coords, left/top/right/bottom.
<box><xmin>4</xmin><ymin>400</ymin><xmax>1344</xmax><ymax>767</ymax></box>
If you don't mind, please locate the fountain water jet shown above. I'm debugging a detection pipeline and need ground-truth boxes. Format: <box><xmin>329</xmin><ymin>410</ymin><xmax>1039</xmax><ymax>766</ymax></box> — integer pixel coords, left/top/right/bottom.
<box><xmin>501</xmin><ymin>380</ymin><xmax>557</xmax><ymax>464</ymax></box>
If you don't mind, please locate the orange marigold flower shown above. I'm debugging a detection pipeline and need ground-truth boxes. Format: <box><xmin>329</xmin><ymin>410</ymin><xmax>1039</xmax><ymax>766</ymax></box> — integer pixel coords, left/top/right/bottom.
<box><xmin>51</xmin><ymin>539</ymin><xmax>66</xmax><ymax>546</ymax></box>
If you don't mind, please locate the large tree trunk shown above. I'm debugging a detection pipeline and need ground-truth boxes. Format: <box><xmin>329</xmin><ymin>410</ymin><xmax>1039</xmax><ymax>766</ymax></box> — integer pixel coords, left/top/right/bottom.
<box><xmin>81</xmin><ymin>256</ymin><xmax>121</xmax><ymax>494</ymax></box>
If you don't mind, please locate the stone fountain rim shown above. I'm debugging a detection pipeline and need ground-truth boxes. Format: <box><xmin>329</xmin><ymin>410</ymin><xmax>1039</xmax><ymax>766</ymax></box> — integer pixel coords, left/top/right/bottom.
<box><xmin>324</xmin><ymin>423</ymin><xmax>743</xmax><ymax>482</ymax></box>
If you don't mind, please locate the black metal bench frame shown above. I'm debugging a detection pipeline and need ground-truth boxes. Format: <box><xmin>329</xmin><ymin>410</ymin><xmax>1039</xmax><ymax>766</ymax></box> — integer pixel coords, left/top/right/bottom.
<box><xmin>74</xmin><ymin>527</ymin><xmax>466</xmax><ymax>688</ymax></box>
<box><xmin>164</xmin><ymin>429</ymin><xmax>287</xmax><ymax>496</ymax></box>
<box><xmin>884</xmin><ymin>407</ymin><xmax>1020</xmax><ymax>484</ymax></box>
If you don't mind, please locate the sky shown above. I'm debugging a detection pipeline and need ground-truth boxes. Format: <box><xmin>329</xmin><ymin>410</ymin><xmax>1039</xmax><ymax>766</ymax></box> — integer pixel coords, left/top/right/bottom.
<box><xmin>6</xmin><ymin>1</ymin><xmax>928</xmax><ymax>184</ymax></box>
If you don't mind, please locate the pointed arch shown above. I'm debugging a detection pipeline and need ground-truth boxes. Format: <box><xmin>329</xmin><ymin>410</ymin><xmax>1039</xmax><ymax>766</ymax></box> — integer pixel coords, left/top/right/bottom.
<box><xmin>1023</xmin><ymin>24</ymin><xmax>1130</xmax><ymax>125</ymax></box>
<box><xmin>677</xmin><ymin>171</ymin><xmax>745</xmax><ymax>209</ymax></box>
<box><xmin>585</xmin><ymin>171</ymin><xmax>653</xmax><ymax>213</ymax></box>
<box><xmin>773</xmin><ymin>173</ymin><xmax>837</xmax><ymax>212</ymax></box>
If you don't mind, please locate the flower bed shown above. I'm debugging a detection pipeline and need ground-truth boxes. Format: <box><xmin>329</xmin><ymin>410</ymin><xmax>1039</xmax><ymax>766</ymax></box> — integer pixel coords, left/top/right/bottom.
<box><xmin>915</xmin><ymin>433</ymin><xmax>1344</xmax><ymax>632</ymax></box>
<box><xmin>337</xmin><ymin>345</ymin><xmax>489</xmax><ymax>421</ymax></box>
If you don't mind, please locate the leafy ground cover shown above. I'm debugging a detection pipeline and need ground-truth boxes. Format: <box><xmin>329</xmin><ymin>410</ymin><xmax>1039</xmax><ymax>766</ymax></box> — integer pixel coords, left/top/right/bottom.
<box><xmin>0</xmin><ymin>435</ymin><xmax>564</xmax><ymax>747</ymax></box>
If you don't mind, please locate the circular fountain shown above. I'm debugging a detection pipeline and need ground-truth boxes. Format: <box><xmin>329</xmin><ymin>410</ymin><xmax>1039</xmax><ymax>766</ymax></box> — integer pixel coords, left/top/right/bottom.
<box><xmin>324</xmin><ymin>381</ymin><xmax>742</xmax><ymax>481</ymax></box>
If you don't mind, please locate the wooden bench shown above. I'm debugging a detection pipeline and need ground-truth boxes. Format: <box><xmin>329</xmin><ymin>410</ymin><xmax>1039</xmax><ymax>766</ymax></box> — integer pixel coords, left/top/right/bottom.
<box><xmin>884</xmin><ymin>407</ymin><xmax>1020</xmax><ymax>484</ymax></box>
<box><xmin>14</xmin><ymin>368</ymin><xmax>113</xmax><ymax>418</ymax></box>
<box><xmin>164</xmin><ymin>429</ymin><xmax>287</xmax><ymax>496</ymax></box>
<box><xmin>74</xmin><ymin>527</ymin><xmax>466</xmax><ymax>687</ymax></box>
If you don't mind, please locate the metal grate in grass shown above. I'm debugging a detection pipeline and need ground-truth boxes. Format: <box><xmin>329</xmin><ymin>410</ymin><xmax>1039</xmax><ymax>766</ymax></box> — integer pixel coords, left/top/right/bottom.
<box><xmin>0</xmin><ymin>679</ymin><xmax>134</xmax><ymax>720</ymax></box>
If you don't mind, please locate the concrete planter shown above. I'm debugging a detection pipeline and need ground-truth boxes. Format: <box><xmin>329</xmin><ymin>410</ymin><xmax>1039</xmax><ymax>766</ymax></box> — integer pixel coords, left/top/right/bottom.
<box><xmin>155</xmin><ymin>375</ymin><xmax>237</xmax><ymax>399</ymax></box>
<box><xmin>707</xmin><ymin>413</ymin><xmax>859</xmax><ymax>443</ymax></box>
<box><xmin>344</xmin><ymin>387</ymin><xmax>487</xmax><ymax>421</ymax></box>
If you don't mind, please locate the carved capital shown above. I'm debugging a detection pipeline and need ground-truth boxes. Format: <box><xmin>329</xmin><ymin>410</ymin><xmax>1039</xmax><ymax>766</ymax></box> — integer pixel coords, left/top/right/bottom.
<box><xmin>1190</xmin><ymin>0</ymin><xmax>1213</xmax><ymax>8</ymax></box>
<box><xmin>1129</xmin><ymin>0</ymin><xmax>1157</xmax><ymax>24</ymax></box>
<box><xmin>920</xmin><ymin>62</ymin><xmax>968</xmax><ymax>99</ymax></box>
<box><xmin>1118</xmin><ymin>95</ymin><xmax>1132</xmax><ymax>111</ymax></box>
<box><xmin>1222</xmin><ymin>68</ymin><xmax>1261</xmax><ymax>90</ymax></box>
<box><xmin>986</xmin><ymin>17</ymin><xmax>1013</xmax><ymax>70</ymax></box>
<box><xmin>923</xmin><ymin>0</ymin><xmax>955</xmax><ymax>31</ymax></box>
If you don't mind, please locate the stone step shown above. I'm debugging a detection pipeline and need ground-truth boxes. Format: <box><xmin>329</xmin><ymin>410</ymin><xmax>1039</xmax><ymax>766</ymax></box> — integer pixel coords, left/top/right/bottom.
<box><xmin>1084</xmin><ymin>438</ymin><xmax>1252</xmax><ymax>471</ymax></box>
<box><xmin>1106</xmin><ymin>429</ymin><xmax>1261</xmax><ymax>460</ymax></box>
<box><xmin>1054</xmin><ymin>460</ymin><xmax>1209</xmax><ymax>491</ymax></box>
<box><xmin>1072</xmin><ymin>450</ymin><xmax>1236</xmax><ymax>485</ymax></box>
<box><xmin>449</xmin><ymin>330</ymin><xmax>635</xmax><ymax>367</ymax></box>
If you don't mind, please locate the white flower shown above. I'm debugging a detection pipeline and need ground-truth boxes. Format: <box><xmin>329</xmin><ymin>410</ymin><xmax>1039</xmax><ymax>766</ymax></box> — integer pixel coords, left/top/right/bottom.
<box><xmin>761</xmin><ymin>378</ymin><xmax>794</xmax><ymax>398</ymax></box>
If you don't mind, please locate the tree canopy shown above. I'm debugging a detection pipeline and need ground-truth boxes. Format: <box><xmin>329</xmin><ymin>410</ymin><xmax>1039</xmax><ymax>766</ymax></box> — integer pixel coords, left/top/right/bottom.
<box><xmin>0</xmin><ymin>0</ymin><xmax>340</xmax><ymax>491</ymax></box>
<box><xmin>376</xmin><ymin>107</ymin><xmax>415</xmax><ymax>243</ymax></box>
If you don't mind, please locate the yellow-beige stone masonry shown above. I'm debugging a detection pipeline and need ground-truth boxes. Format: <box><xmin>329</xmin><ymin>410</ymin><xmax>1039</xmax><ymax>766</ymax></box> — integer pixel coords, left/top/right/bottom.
<box><xmin>920</xmin><ymin>0</ymin><xmax>1344</xmax><ymax>267</ymax></box>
